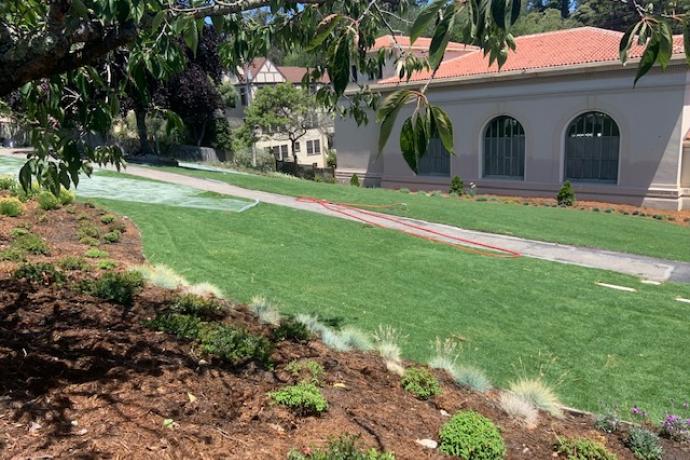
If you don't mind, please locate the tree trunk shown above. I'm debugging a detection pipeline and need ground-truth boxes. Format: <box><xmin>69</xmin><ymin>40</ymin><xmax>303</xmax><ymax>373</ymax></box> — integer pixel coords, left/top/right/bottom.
<box><xmin>560</xmin><ymin>0</ymin><xmax>569</xmax><ymax>18</ymax></box>
<box><xmin>290</xmin><ymin>138</ymin><xmax>298</xmax><ymax>164</ymax></box>
<box><xmin>135</xmin><ymin>108</ymin><xmax>152</xmax><ymax>155</ymax></box>
<box><xmin>196</xmin><ymin>119</ymin><xmax>208</xmax><ymax>146</ymax></box>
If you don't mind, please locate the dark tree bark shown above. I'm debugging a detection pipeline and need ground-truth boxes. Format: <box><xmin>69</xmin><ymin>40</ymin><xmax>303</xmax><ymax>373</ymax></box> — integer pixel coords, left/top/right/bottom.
<box><xmin>134</xmin><ymin>108</ymin><xmax>153</xmax><ymax>155</ymax></box>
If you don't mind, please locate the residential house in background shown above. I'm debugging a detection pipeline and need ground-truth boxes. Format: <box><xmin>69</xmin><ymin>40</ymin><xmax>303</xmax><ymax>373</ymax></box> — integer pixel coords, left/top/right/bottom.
<box><xmin>223</xmin><ymin>58</ymin><xmax>333</xmax><ymax>167</ymax></box>
<box><xmin>335</xmin><ymin>28</ymin><xmax>690</xmax><ymax>210</ymax></box>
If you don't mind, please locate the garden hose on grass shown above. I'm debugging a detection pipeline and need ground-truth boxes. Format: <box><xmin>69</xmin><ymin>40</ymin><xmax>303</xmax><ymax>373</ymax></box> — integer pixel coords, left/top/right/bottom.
<box><xmin>296</xmin><ymin>196</ymin><xmax>521</xmax><ymax>258</ymax></box>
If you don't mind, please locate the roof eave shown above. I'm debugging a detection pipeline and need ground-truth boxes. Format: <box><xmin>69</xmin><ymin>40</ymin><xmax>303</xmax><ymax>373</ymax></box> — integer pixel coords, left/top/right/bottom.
<box><xmin>353</xmin><ymin>54</ymin><xmax>688</xmax><ymax>94</ymax></box>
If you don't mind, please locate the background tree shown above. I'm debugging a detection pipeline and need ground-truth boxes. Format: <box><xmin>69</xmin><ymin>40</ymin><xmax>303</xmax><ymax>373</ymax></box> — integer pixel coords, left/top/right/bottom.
<box><xmin>0</xmin><ymin>0</ymin><xmax>688</xmax><ymax>192</ymax></box>
<box><xmin>244</xmin><ymin>83</ymin><xmax>318</xmax><ymax>163</ymax></box>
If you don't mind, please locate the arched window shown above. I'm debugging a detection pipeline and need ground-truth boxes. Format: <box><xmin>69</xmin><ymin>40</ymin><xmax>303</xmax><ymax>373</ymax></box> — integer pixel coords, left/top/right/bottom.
<box><xmin>565</xmin><ymin>111</ymin><xmax>619</xmax><ymax>182</ymax></box>
<box><xmin>483</xmin><ymin>116</ymin><xmax>525</xmax><ymax>178</ymax></box>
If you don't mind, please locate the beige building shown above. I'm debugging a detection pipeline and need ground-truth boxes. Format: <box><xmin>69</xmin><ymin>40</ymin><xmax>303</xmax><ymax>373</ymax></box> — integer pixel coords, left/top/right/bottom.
<box><xmin>224</xmin><ymin>58</ymin><xmax>333</xmax><ymax>167</ymax></box>
<box><xmin>335</xmin><ymin>28</ymin><xmax>690</xmax><ymax>210</ymax></box>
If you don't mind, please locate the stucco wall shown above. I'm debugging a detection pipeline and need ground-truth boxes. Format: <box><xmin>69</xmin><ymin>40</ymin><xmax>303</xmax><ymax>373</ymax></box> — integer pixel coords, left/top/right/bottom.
<box><xmin>335</xmin><ymin>66</ymin><xmax>690</xmax><ymax>209</ymax></box>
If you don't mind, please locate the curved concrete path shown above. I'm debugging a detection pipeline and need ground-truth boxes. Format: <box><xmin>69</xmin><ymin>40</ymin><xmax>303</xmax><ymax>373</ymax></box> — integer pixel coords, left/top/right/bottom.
<box><xmin>119</xmin><ymin>164</ymin><xmax>690</xmax><ymax>284</ymax></box>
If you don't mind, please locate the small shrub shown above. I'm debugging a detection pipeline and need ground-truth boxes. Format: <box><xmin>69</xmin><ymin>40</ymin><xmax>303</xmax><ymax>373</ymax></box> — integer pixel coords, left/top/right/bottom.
<box><xmin>269</xmin><ymin>382</ymin><xmax>328</xmax><ymax>415</ymax></box>
<box><xmin>0</xmin><ymin>197</ymin><xmax>23</xmax><ymax>217</ymax></box>
<box><xmin>37</xmin><ymin>191</ymin><xmax>60</xmax><ymax>211</ymax></box>
<box><xmin>9</xmin><ymin>227</ymin><xmax>29</xmax><ymax>238</ymax></box>
<box><xmin>85</xmin><ymin>248</ymin><xmax>108</xmax><ymax>258</ymax></box>
<box><xmin>147</xmin><ymin>313</ymin><xmax>204</xmax><ymax>340</ymax></box>
<box><xmin>83</xmin><ymin>271</ymin><xmax>144</xmax><ymax>306</ymax></box>
<box><xmin>594</xmin><ymin>410</ymin><xmax>621</xmax><ymax>434</ymax></box>
<box><xmin>286</xmin><ymin>360</ymin><xmax>325</xmax><ymax>385</ymax></box>
<box><xmin>659</xmin><ymin>414</ymin><xmax>690</xmax><ymax>442</ymax></box>
<box><xmin>97</xmin><ymin>259</ymin><xmax>117</xmax><ymax>270</ymax></box>
<box><xmin>557</xmin><ymin>181</ymin><xmax>576</xmax><ymax>206</ymax></box>
<box><xmin>274</xmin><ymin>317</ymin><xmax>312</xmax><ymax>342</ymax></box>
<box><xmin>102</xmin><ymin>230</ymin><xmax>121</xmax><ymax>244</ymax></box>
<box><xmin>438</xmin><ymin>410</ymin><xmax>506</xmax><ymax>459</ymax></box>
<box><xmin>398</xmin><ymin>187</ymin><xmax>410</xmax><ymax>193</ymax></box>
<box><xmin>79</xmin><ymin>236</ymin><xmax>100</xmax><ymax>246</ymax></box>
<box><xmin>0</xmin><ymin>175</ymin><xmax>17</xmax><ymax>191</ymax></box>
<box><xmin>401</xmin><ymin>367</ymin><xmax>441</xmax><ymax>400</ymax></box>
<box><xmin>78</xmin><ymin>224</ymin><xmax>100</xmax><ymax>240</ymax></box>
<box><xmin>13</xmin><ymin>233</ymin><xmax>49</xmax><ymax>255</ymax></box>
<box><xmin>509</xmin><ymin>378</ymin><xmax>562</xmax><ymax>417</ymax></box>
<box><xmin>450</xmin><ymin>365</ymin><xmax>492</xmax><ymax>393</ymax></box>
<box><xmin>249</xmin><ymin>295</ymin><xmax>281</xmax><ymax>326</ymax></box>
<box><xmin>171</xmin><ymin>293</ymin><xmax>225</xmax><ymax>319</ymax></box>
<box><xmin>555</xmin><ymin>437</ymin><xmax>617</xmax><ymax>460</ymax></box>
<box><xmin>449</xmin><ymin>176</ymin><xmax>464</xmax><ymax>196</ymax></box>
<box><xmin>626</xmin><ymin>427</ymin><xmax>663</xmax><ymax>460</ymax></box>
<box><xmin>100</xmin><ymin>214</ymin><xmax>116</xmax><ymax>224</ymax></box>
<box><xmin>0</xmin><ymin>247</ymin><xmax>26</xmax><ymax>262</ymax></box>
<box><xmin>57</xmin><ymin>188</ymin><xmax>75</xmax><ymax>206</ymax></box>
<box><xmin>108</xmin><ymin>220</ymin><xmax>127</xmax><ymax>233</ymax></box>
<box><xmin>58</xmin><ymin>256</ymin><xmax>91</xmax><ymax>271</ymax></box>
<box><xmin>287</xmin><ymin>435</ymin><xmax>395</xmax><ymax>460</ymax></box>
<box><xmin>499</xmin><ymin>392</ymin><xmax>538</xmax><ymax>427</ymax></box>
<box><xmin>13</xmin><ymin>262</ymin><xmax>65</xmax><ymax>285</ymax></box>
<box><xmin>200</xmin><ymin>324</ymin><xmax>273</xmax><ymax>366</ymax></box>
<box><xmin>350</xmin><ymin>173</ymin><xmax>360</xmax><ymax>187</ymax></box>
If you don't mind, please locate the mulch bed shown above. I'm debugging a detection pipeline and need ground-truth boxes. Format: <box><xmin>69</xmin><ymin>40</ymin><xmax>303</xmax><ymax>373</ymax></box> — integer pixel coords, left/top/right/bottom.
<box><xmin>0</xmin><ymin>200</ymin><xmax>688</xmax><ymax>459</ymax></box>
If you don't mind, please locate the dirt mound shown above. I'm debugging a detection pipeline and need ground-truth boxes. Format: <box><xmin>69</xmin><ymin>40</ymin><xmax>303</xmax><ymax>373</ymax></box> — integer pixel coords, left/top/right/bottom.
<box><xmin>0</xmin><ymin>199</ymin><xmax>688</xmax><ymax>459</ymax></box>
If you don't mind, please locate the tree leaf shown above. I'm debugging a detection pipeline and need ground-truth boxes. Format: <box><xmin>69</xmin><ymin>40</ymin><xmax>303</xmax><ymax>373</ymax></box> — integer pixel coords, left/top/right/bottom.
<box><xmin>619</xmin><ymin>22</ymin><xmax>640</xmax><ymax>64</ymax></box>
<box><xmin>510</xmin><ymin>0</ymin><xmax>521</xmax><ymax>25</ymax></box>
<box><xmin>330</xmin><ymin>37</ymin><xmax>350</xmax><ymax>96</ymax></box>
<box><xmin>19</xmin><ymin>162</ymin><xmax>32</xmax><ymax>193</ymax></box>
<box><xmin>400</xmin><ymin>118</ymin><xmax>417</xmax><ymax>173</ymax></box>
<box><xmin>377</xmin><ymin>90</ymin><xmax>414</xmax><ymax>153</ymax></box>
<box><xmin>491</xmin><ymin>0</ymin><xmax>507</xmax><ymax>30</ymax></box>
<box><xmin>184</xmin><ymin>17</ymin><xmax>199</xmax><ymax>56</ymax></box>
<box><xmin>70</xmin><ymin>0</ymin><xmax>89</xmax><ymax>17</ymax></box>
<box><xmin>634</xmin><ymin>33</ymin><xmax>660</xmax><ymax>86</ymax></box>
<box><xmin>431</xmin><ymin>106</ymin><xmax>454</xmax><ymax>155</ymax></box>
<box><xmin>657</xmin><ymin>21</ymin><xmax>673</xmax><ymax>70</ymax></box>
<box><xmin>151</xmin><ymin>10</ymin><xmax>166</xmax><ymax>32</ymax></box>
<box><xmin>307</xmin><ymin>15</ymin><xmax>342</xmax><ymax>51</ymax></box>
<box><xmin>411</xmin><ymin>0</ymin><xmax>446</xmax><ymax>44</ymax></box>
<box><xmin>428</xmin><ymin>6</ymin><xmax>456</xmax><ymax>70</ymax></box>
<box><xmin>413</xmin><ymin>112</ymin><xmax>429</xmax><ymax>158</ymax></box>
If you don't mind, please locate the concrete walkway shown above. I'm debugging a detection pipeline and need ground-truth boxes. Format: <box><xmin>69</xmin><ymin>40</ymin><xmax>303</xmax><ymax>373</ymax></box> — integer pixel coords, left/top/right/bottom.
<box><xmin>119</xmin><ymin>165</ymin><xmax>690</xmax><ymax>283</ymax></box>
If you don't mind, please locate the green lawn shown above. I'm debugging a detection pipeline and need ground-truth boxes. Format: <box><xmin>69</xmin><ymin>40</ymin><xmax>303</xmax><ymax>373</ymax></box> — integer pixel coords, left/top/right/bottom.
<box><xmin>148</xmin><ymin>165</ymin><xmax>690</xmax><ymax>262</ymax></box>
<box><xmin>96</xmin><ymin>196</ymin><xmax>690</xmax><ymax>419</ymax></box>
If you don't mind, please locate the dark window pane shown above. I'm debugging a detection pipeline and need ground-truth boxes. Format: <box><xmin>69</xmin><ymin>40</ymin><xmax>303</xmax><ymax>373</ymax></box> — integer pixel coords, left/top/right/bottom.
<box><xmin>565</xmin><ymin>112</ymin><xmax>619</xmax><ymax>182</ymax></box>
<box><xmin>483</xmin><ymin>116</ymin><xmax>525</xmax><ymax>178</ymax></box>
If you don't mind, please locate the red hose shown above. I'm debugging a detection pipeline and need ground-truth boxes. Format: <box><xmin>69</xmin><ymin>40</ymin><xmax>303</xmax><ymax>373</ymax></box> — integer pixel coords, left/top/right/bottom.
<box><xmin>296</xmin><ymin>196</ymin><xmax>521</xmax><ymax>258</ymax></box>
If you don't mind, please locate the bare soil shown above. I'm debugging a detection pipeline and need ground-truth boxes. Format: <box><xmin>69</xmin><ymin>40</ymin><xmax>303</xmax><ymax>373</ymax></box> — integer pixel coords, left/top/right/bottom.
<box><xmin>0</xmin><ymin>200</ymin><xmax>688</xmax><ymax>459</ymax></box>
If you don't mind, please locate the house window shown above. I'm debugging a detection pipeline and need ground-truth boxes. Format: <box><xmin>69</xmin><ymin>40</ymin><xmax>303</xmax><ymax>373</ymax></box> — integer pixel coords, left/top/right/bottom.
<box><xmin>280</xmin><ymin>144</ymin><xmax>289</xmax><ymax>160</ymax></box>
<box><xmin>565</xmin><ymin>111</ymin><xmax>619</xmax><ymax>182</ymax></box>
<box><xmin>417</xmin><ymin>138</ymin><xmax>450</xmax><ymax>176</ymax></box>
<box><xmin>483</xmin><ymin>116</ymin><xmax>525</xmax><ymax>178</ymax></box>
<box><xmin>240</xmin><ymin>87</ymin><xmax>248</xmax><ymax>106</ymax></box>
<box><xmin>294</xmin><ymin>142</ymin><xmax>301</xmax><ymax>153</ymax></box>
<box><xmin>306</xmin><ymin>139</ymin><xmax>321</xmax><ymax>156</ymax></box>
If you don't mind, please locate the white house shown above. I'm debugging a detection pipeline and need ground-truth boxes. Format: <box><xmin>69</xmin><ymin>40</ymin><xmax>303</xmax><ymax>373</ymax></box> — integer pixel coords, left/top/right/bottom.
<box><xmin>223</xmin><ymin>58</ymin><xmax>334</xmax><ymax>167</ymax></box>
<box><xmin>335</xmin><ymin>27</ymin><xmax>690</xmax><ymax>210</ymax></box>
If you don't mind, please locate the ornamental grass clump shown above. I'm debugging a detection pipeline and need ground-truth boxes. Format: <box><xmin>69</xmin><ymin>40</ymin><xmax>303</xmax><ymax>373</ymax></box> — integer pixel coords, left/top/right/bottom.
<box><xmin>269</xmin><ymin>382</ymin><xmax>328</xmax><ymax>415</ymax></box>
<box><xmin>499</xmin><ymin>392</ymin><xmax>538</xmax><ymax>428</ymax></box>
<box><xmin>185</xmin><ymin>281</ymin><xmax>224</xmax><ymax>299</ymax></box>
<box><xmin>37</xmin><ymin>191</ymin><xmax>60</xmax><ymax>210</ymax></box>
<box><xmin>372</xmin><ymin>325</ymin><xmax>405</xmax><ymax>375</ymax></box>
<box><xmin>450</xmin><ymin>366</ymin><xmax>493</xmax><ymax>393</ymax></box>
<box><xmin>401</xmin><ymin>367</ymin><xmax>441</xmax><ymax>400</ymax></box>
<box><xmin>555</xmin><ymin>437</ymin><xmax>617</xmax><ymax>460</ymax></box>
<box><xmin>438</xmin><ymin>411</ymin><xmax>506</xmax><ymax>459</ymax></box>
<box><xmin>509</xmin><ymin>378</ymin><xmax>563</xmax><ymax>417</ymax></box>
<box><xmin>336</xmin><ymin>326</ymin><xmax>372</xmax><ymax>351</ymax></box>
<box><xmin>428</xmin><ymin>337</ymin><xmax>459</xmax><ymax>373</ymax></box>
<box><xmin>249</xmin><ymin>295</ymin><xmax>281</xmax><ymax>326</ymax></box>
<box><xmin>131</xmin><ymin>263</ymin><xmax>188</xmax><ymax>289</ymax></box>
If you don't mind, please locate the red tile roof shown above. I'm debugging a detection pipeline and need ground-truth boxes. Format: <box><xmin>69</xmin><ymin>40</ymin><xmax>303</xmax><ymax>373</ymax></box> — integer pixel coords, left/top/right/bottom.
<box><xmin>277</xmin><ymin>66</ymin><xmax>330</xmax><ymax>84</ymax></box>
<box><xmin>371</xmin><ymin>35</ymin><xmax>479</xmax><ymax>53</ymax></box>
<box><xmin>378</xmin><ymin>27</ymin><xmax>685</xmax><ymax>84</ymax></box>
